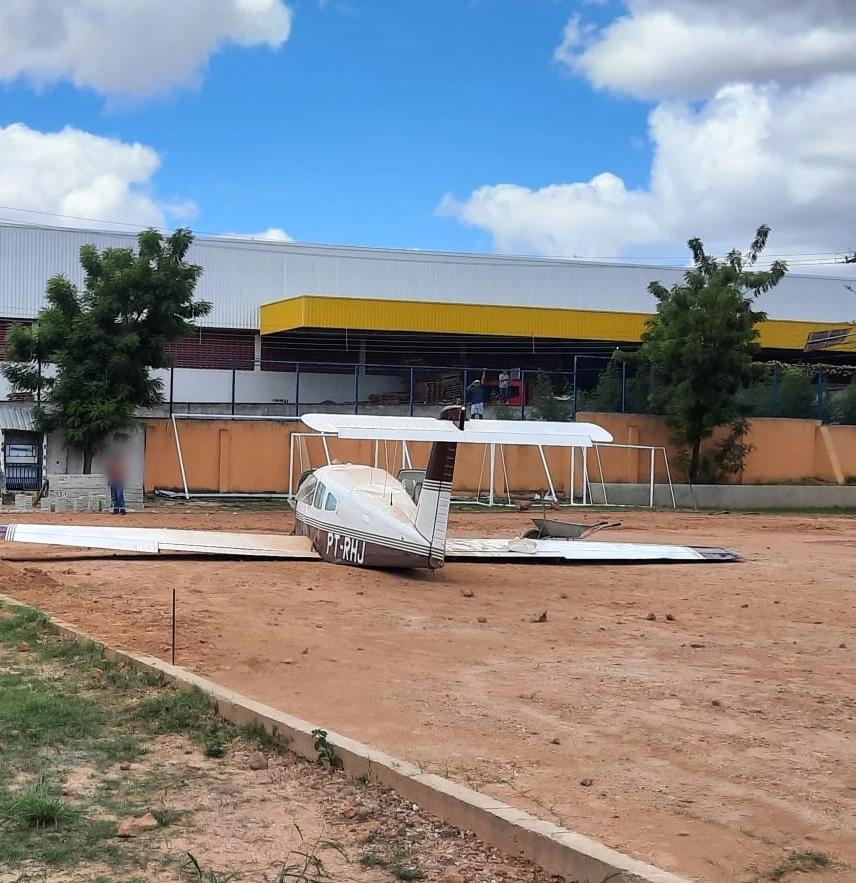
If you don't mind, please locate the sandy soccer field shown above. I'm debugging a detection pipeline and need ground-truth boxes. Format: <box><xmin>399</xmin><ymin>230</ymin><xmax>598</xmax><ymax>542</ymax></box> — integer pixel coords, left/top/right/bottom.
<box><xmin>0</xmin><ymin>503</ymin><xmax>853</xmax><ymax>883</ymax></box>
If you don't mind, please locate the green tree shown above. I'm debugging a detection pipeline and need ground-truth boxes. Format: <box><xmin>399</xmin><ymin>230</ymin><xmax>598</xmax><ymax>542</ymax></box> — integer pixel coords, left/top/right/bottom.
<box><xmin>738</xmin><ymin>365</ymin><xmax>816</xmax><ymax>419</ymax></box>
<box><xmin>579</xmin><ymin>358</ymin><xmax>656</xmax><ymax>415</ymax></box>
<box><xmin>530</xmin><ymin>372</ymin><xmax>573</xmax><ymax>421</ymax></box>
<box><xmin>831</xmin><ymin>382</ymin><xmax>856</xmax><ymax>425</ymax></box>
<box><xmin>621</xmin><ymin>225</ymin><xmax>787</xmax><ymax>482</ymax></box>
<box><xmin>2</xmin><ymin>228</ymin><xmax>211</xmax><ymax>472</ymax></box>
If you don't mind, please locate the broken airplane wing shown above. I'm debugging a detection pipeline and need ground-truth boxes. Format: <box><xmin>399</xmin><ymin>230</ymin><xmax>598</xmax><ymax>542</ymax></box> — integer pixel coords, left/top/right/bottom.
<box><xmin>0</xmin><ymin>524</ymin><xmax>320</xmax><ymax>559</ymax></box>
<box><xmin>0</xmin><ymin>524</ymin><xmax>740</xmax><ymax>564</ymax></box>
<box><xmin>445</xmin><ymin>537</ymin><xmax>741</xmax><ymax>563</ymax></box>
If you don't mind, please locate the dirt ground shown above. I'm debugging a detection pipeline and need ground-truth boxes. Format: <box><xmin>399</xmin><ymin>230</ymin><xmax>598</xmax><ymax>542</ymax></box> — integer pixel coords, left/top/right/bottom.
<box><xmin>0</xmin><ymin>503</ymin><xmax>853</xmax><ymax>883</ymax></box>
<box><xmin>0</xmin><ymin>603</ymin><xmax>546</xmax><ymax>883</ymax></box>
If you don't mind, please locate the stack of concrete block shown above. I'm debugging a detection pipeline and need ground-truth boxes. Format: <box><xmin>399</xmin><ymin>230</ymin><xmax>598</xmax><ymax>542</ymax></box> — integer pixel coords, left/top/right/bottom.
<box><xmin>47</xmin><ymin>473</ymin><xmax>145</xmax><ymax>512</ymax></box>
<box><xmin>14</xmin><ymin>493</ymin><xmax>33</xmax><ymax>511</ymax></box>
<box><xmin>118</xmin><ymin>483</ymin><xmax>145</xmax><ymax>509</ymax></box>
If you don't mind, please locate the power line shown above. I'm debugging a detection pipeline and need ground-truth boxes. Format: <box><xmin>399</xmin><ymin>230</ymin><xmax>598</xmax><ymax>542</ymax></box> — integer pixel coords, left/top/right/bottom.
<box><xmin>0</xmin><ymin>204</ymin><xmax>855</xmax><ymax>269</ymax></box>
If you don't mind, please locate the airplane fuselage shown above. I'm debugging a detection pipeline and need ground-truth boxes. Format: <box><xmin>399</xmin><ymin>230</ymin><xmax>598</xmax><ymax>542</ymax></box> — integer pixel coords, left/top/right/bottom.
<box><xmin>292</xmin><ymin>463</ymin><xmax>442</xmax><ymax>569</ymax></box>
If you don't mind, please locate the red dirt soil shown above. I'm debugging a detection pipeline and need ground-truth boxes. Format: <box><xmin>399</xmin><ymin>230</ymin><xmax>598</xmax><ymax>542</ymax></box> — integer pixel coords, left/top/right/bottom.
<box><xmin>0</xmin><ymin>505</ymin><xmax>853</xmax><ymax>883</ymax></box>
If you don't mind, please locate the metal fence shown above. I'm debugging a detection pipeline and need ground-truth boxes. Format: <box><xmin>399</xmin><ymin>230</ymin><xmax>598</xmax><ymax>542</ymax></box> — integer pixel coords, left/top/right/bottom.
<box><xmin>3</xmin><ymin>463</ymin><xmax>42</xmax><ymax>491</ymax></box>
<box><xmin>161</xmin><ymin>355</ymin><xmax>856</xmax><ymax>425</ymax></box>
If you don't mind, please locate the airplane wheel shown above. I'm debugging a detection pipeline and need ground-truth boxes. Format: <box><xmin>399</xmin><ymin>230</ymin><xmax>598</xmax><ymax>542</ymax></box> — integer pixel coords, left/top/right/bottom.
<box><xmin>521</xmin><ymin>528</ymin><xmax>540</xmax><ymax>539</ymax></box>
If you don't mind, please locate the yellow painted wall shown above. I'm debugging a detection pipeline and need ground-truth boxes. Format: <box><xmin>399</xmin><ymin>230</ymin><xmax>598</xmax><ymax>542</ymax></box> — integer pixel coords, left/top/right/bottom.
<box><xmin>144</xmin><ymin>415</ymin><xmax>856</xmax><ymax>494</ymax></box>
<box><xmin>260</xmin><ymin>295</ymin><xmax>840</xmax><ymax>351</ymax></box>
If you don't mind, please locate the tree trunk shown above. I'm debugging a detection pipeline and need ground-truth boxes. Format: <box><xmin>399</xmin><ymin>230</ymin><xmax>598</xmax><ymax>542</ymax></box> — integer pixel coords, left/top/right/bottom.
<box><xmin>83</xmin><ymin>449</ymin><xmax>93</xmax><ymax>474</ymax></box>
<box><xmin>689</xmin><ymin>439</ymin><xmax>701</xmax><ymax>483</ymax></box>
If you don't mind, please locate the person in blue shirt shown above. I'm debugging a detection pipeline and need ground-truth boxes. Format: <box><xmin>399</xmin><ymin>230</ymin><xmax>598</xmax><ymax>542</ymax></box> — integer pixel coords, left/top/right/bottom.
<box><xmin>466</xmin><ymin>379</ymin><xmax>485</xmax><ymax>418</ymax></box>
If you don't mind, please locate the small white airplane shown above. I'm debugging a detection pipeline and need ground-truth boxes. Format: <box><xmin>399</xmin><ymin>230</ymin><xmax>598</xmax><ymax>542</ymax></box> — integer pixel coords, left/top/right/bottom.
<box><xmin>0</xmin><ymin>408</ymin><xmax>741</xmax><ymax>569</ymax></box>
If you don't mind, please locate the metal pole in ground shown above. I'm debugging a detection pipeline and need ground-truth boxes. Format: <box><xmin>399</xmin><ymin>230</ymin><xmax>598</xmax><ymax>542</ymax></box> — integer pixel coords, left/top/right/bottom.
<box><xmin>171</xmin><ymin>589</ymin><xmax>176</xmax><ymax>666</ymax></box>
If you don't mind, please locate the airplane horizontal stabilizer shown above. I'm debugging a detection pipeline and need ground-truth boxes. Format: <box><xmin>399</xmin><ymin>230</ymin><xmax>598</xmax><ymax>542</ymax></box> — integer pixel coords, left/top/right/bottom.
<box><xmin>301</xmin><ymin>413</ymin><xmax>613</xmax><ymax>447</ymax></box>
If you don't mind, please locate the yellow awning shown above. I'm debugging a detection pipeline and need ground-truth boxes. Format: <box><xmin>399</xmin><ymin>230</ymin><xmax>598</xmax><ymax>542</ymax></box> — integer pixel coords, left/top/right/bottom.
<box><xmin>260</xmin><ymin>294</ymin><xmax>834</xmax><ymax>351</ymax></box>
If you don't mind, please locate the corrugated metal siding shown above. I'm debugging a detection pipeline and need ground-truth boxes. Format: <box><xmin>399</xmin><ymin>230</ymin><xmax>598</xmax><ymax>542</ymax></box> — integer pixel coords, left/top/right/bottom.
<box><xmin>1</xmin><ymin>222</ymin><xmax>854</xmax><ymax>330</ymax></box>
<box><xmin>0</xmin><ymin>404</ymin><xmax>37</xmax><ymax>430</ymax></box>
<box><xmin>0</xmin><ymin>224</ymin><xmax>284</xmax><ymax>330</ymax></box>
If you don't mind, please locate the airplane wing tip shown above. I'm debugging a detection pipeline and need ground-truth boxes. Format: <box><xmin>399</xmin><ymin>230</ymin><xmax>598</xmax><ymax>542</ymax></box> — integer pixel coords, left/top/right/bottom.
<box><xmin>445</xmin><ymin>537</ymin><xmax>744</xmax><ymax>564</ymax></box>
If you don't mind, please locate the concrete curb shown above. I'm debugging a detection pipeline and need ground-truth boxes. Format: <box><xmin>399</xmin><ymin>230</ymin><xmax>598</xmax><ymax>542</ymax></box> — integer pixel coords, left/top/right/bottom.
<box><xmin>0</xmin><ymin>592</ymin><xmax>694</xmax><ymax>883</ymax></box>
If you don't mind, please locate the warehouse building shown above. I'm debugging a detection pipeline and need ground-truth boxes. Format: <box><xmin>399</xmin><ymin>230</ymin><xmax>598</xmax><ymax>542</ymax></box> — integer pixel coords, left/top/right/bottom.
<box><xmin>0</xmin><ymin>220</ymin><xmax>853</xmax><ymax>490</ymax></box>
<box><xmin>1</xmin><ymin>220</ymin><xmax>853</xmax><ymax>397</ymax></box>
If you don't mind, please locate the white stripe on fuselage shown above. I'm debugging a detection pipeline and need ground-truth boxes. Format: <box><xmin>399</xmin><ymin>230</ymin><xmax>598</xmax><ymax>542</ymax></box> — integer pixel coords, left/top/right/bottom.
<box><xmin>297</xmin><ymin>510</ymin><xmax>431</xmax><ymax>556</ymax></box>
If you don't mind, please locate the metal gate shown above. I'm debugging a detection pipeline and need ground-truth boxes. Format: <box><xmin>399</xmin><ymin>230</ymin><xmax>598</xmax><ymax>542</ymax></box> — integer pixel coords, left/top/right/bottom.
<box><xmin>4</xmin><ymin>440</ymin><xmax>42</xmax><ymax>491</ymax></box>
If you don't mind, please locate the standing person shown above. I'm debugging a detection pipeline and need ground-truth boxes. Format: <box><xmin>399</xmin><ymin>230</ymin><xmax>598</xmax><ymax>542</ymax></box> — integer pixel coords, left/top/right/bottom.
<box><xmin>498</xmin><ymin>369</ymin><xmax>510</xmax><ymax>403</ymax></box>
<box><xmin>466</xmin><ymin>378</ymin><xmax>485</xmax><ymax>419</ymax></box>
<box><xmin>106</xmin><ymin>452</ymin><xmax>127</xmax><ymax>515</ymax></box>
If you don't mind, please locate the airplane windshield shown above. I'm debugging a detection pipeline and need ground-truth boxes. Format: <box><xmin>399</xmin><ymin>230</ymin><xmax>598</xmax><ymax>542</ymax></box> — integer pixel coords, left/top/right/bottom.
<box><xmin>297</xmin><ymin>476</ymin><xmax>317</xmax><ymax>504</ymax></box>
<box><xmin>324</xmin><ymin>492</ymin><xmax>338</xmax><ymax>512</ymax></box>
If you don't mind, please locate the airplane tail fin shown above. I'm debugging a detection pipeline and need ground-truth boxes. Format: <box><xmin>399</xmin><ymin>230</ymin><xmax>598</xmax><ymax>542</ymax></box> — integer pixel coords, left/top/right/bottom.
<box><xmin>414</xmin><ymin>406</ymin><xmax>465</xmax><ymax>566</ymax></box>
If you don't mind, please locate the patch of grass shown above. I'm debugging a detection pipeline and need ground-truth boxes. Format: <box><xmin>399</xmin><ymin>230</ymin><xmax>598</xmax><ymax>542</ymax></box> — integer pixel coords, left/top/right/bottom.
<box><xmin>204</xmin><ymin>735</ymin><xmax>228</xmax><ymax>758</ymax></box>
<box><xmin>391</xmin><ymin>862</ymin><xmax>425</xmax><ymax>882</ymax></box>
<box><xmin>0</xmin><ymin>604</ymin><xmax>51</xmax><ymax>643</ymax></box>
<box><xmin>0</xmin><ymin>814</ymin><xmax>129</xmax><ymax>870</ymax></box>
<box><xmin>241</xmin><ymin>720</ymin><xmax>291</xmax><ymax>752</ymax></box>
<box><xmin>97</xmin><ymin>734</ymin><xmax>147</xmax><ymax>765</ymax></box>
<box><xmin>151</xmin><ymin>808</ymin><xmax>186</xmax><ymax>827</ymax></box>
<box><xmin>131</xmin><ymin>687</ymin><xmax>217</xmax><ymax>738</ymax></box>
<box><xmin>359</xmin><ymin>850</ymin><xmax>388</xmax><ymax>869</ymax></box>
<box><xmin>179</xmin><ymin>852</ymin><xmax>240</xmax><ymax>882</ymax></box>
<box><xmin>0</xmin><ymin>776</ymin><xmax>82</xmax><ymax>829</ymax></box>
<box><xmin>266</xmin><ymin>832</ymin><xmax>347</xmax><ymax>882</ymax></box>
<box><xmin>360</xmin><ymin>845</ymin><xmax>423</xmax><ymax>881</ymax></box>
<box><xmin>0</xmin><ymin>679</ymin><xmax>102</xmax><ymax>748</ymax></box>
<box><xmin>769</xmin><ymin>851</ymin><xmax>831</xmax><ymax>880</ymax></box>
<box><xmin>0</xmin><ymin>602</ymin><xmax>171</xmax><ymax>877</ymax></box>
<box><xmin>95</xmin><ymin>771</ymin><xmax>189</xmax><ymax>826</ymax></box>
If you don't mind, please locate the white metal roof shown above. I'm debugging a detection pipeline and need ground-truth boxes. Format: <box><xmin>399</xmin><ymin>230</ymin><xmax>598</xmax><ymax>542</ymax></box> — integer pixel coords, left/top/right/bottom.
<box><xmin>1</xmin><ymin>221</ymin><xmax>854</xmax><ymax>330</ymax></box>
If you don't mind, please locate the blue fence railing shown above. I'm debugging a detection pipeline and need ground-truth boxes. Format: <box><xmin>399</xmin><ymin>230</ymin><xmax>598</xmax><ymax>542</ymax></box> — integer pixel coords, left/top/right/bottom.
<box><xmin>162</xmin><ymin>356</ymin><xmax>856</xmax><ymax>425</ymax></box>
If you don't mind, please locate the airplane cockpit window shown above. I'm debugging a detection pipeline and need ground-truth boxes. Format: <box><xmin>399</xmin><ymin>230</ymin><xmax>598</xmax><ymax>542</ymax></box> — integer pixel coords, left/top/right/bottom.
<box><xmin>324</xmin><ymin>492</ymin><xmax>338</xmax><ymax>512</ymax></box>
<box><xmin>297</xmin><ymin>476</ymin><xmax>317</xmax><ymax>504</ymax></box>
<box><xmin>313</xmin><ymin>481</ymin><xmax>326</xmax><ymax>509</ymax></box>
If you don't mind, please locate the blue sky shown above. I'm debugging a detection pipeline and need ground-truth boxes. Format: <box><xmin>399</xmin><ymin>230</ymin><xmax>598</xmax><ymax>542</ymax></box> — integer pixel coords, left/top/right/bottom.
<box><xmin>1</xmin><ymin>0</ymin><xmax>856</xmax><ymax>273</ymax></box>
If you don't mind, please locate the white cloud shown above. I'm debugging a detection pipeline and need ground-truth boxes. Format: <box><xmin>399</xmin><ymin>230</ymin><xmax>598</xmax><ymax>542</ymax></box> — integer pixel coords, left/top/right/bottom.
<box><xmin>438</xmin><ymin>174</ymin><xmax>660</xmax><ymax>258</ymax></box>
<box><xmin>442</xmin><ymin>1</ymin><xmax>856</xmax><ymax>270</ymax></box>
<box><xmin>220</xmin><ymin>227</ymin><xmax>293</xmax><ymax>241</ymax></box>
<box><xmin>0</xmin><ymin>0</ymin><xmax>292</xmax><ymax>97</ymax></box>
<box><xmin>0</xmin><ymin>122</ymin><xmax>191</xmax><ymax>231</ymax></box>
<box><xmin>556</xmin><ymin>1</ymin><xmax>856</xmax><ymax>101</ymax></box>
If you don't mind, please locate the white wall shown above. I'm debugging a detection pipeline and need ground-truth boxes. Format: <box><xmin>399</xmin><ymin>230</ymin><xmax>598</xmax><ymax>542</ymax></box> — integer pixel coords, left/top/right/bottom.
<box><xmin>0</xmin><ymin>363</ymin><xmax>57</xmax><ymax>401</ymax></box>
<box><xmin>152</xmin><ymin>367</ymin><xmax>404</xmax><ymax>405</ymax></box>
<box><xmin>5</xmin><ymin>223</ymin><xmax>855</xmax><ymax>325</ymax></box>
<box><xmin>45</xmin><ymin>424</ymin><xmax>146</xmax><ymax>484</ymax></box>
<box><xmin>0</xmin><ymin>364</ymin><xmax>403</xmax><ymax>407</ymax></box>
